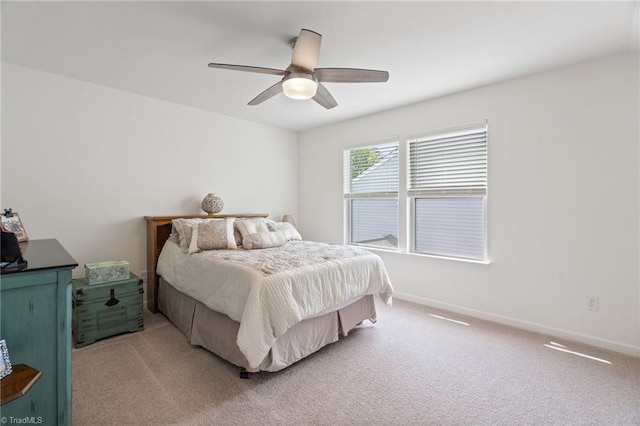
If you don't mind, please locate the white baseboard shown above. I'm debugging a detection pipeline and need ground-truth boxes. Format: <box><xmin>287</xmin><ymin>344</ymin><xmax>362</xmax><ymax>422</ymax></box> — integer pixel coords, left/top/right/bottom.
<box><xmin>393</xmin><ymin>292</ymin><xmax>640</xmax><ymax>358</ymax></box>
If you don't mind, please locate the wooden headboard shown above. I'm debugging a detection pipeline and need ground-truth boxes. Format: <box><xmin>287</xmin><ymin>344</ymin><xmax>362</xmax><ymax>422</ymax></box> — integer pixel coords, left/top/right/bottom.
<box><xmin>144</xmin><ymin>214</ymin><xmax>268</xmax><ymax>313</ymax></box>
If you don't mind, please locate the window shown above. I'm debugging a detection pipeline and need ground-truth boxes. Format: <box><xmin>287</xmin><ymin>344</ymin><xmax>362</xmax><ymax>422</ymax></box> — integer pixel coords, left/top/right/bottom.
<box><xmin>408</xmin><ymin>123</ymin><xmax>488</xmax><ymax>261</ymax></box>
<box><xmin>344</xmin><ymin>142</ymin><xmax>399</xmax><ymax>249</ymax></box>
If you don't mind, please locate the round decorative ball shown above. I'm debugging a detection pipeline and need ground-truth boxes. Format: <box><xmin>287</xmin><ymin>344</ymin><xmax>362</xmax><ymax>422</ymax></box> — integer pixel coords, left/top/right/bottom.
<box><xmin>201</xmin><ymin>193</ymin><xmax>224</xmax><ymax>214</ymax></box>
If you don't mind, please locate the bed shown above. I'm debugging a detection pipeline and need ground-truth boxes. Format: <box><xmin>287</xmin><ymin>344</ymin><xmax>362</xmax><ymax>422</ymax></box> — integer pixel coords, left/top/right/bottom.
<box><xmin>145</xmin><ymin>214</ymin><xmax>393</xmax><ymax>375</ymax></box>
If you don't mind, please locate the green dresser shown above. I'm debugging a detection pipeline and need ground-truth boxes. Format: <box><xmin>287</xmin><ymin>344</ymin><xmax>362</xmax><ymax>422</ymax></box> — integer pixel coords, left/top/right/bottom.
<box><xmin>72</xmin><ymin>273</ymin><xmax>143</xmax><ymax>348</ymax></box>
<box><xmin>0</xmin><ymin>239</ymin><xmax>77</xmax><ymax>426</ymax></box>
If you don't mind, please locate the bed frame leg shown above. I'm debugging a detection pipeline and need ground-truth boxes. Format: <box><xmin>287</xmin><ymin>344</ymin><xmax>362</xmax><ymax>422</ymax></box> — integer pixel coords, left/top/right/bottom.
<box><xmin>239</xmin><ymin>368</ymin><xmax>250</xmax><ymax>379</ymax></box>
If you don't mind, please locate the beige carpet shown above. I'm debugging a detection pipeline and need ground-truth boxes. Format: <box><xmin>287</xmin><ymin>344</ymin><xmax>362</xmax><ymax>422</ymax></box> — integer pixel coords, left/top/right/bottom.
<box><xmin>72</xmin><ymin>299</ymin><xmax>640</xmax><ymax>425</ymax></box>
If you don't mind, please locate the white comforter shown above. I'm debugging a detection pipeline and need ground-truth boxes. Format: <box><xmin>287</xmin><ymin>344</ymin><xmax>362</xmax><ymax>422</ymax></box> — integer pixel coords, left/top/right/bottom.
<box><xmin>157</xmin><ymin>240</ymin><xmax>393</xmax><ymax>368</ymax></box>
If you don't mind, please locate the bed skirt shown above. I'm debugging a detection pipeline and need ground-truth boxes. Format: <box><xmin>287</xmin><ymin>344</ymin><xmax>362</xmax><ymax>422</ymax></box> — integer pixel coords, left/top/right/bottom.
<box><xmin>158</xmin><ymin>277</ymin><xmax>377</xmax><ymax>372</ymax></box>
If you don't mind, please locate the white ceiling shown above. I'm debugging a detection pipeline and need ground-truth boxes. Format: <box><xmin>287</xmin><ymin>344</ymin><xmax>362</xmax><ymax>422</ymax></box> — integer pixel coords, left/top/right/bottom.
<box><xmin>2</xmin><ymin>1</ymin><xmax>639</xmax><ymax>132</ymax></box>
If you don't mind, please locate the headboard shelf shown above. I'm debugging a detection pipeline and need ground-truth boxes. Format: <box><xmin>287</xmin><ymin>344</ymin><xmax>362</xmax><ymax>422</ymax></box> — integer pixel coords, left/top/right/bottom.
<box><xmin>144</xmin><ymin>214</ymin><xmax>268</xmax><ymax>312</ymax></box>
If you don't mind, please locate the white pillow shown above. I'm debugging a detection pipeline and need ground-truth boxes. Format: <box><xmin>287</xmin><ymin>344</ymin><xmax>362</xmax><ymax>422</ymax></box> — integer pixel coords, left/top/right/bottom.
<box><xmin>235</xmin><ymin>219</ymin><xmax>269</xmax><ymax>239</ymax></box>
<box><xmin>242</xmin><ymin>231</ymin><xmax>286</xmax><ymax>250</ymax></box>
<box><xmin>188</xmin><ymin>219</ymin><xmax>237</xmax><ymax>253</ymax></box>
<box><xmin>267</xmin><ymin>221</ymin><xmax>302</xmax><ymax>241</ymax></box>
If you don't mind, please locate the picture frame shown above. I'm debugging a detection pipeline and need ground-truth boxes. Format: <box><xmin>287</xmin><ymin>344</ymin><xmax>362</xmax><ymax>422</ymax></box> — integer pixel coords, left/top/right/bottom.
<box><xmin>1</xmin><ymin>210</ymin><xmax>29</xmax><ymax>242</ymax></box>
<box><xmin>0</xmin><ymin>339</ymin><xmax>12</xmax><ymax>379</ymax></box>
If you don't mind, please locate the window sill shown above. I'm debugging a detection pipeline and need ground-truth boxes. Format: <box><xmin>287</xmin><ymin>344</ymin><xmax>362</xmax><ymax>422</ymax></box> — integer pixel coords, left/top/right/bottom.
<box><xmin>352</xmin><ymin>244</ymin><xmax>491</xmax><ymax>265</ymax></box>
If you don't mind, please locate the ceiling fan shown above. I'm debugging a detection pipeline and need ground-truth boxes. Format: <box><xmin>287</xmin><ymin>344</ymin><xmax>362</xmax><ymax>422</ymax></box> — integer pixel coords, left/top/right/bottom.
<box><xmin>207</xmin><ymin>29</ymin><xmax>389</xmax><ymax>109</ymax></box>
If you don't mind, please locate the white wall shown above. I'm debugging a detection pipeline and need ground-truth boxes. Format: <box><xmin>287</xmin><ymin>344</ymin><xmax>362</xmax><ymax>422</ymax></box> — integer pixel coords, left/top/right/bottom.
<box><xmin>298</xmin><ymin>53</ymin><xmax>640</xmax><ymax>356</ymax></box>
<box><xmin>1</xmin><ymin>63</ymin><xmax>298</xmax><ymax>289</ymax></box>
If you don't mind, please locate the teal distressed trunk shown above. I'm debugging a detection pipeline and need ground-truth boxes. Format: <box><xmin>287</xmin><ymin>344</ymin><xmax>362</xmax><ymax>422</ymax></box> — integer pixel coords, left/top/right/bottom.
<box><xmin>72</xmin><ymin>273</ymin><xmax>144</xmax><ymax>348</ymax></box>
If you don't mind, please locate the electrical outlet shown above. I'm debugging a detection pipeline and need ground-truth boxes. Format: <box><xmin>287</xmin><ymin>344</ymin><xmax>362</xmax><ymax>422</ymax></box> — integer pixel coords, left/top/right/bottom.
<box><xmin>140</xmin><ymin>270</ymin><xmax>148</xmax><ymax>283</ymax></box>
<box><xmin>586</xmin><ymin>296</ymin><xmax>599</xmax><ymax>311</ymax></box>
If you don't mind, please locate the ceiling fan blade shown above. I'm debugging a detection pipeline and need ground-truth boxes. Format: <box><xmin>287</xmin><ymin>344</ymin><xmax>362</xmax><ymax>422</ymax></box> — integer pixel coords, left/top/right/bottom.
<box><xmin>248</xmin><ymin>80</ymin><xmax>284</xmax><ymax>105</ymax></box>
<box><xmin>315</xmin><ymin>68</ymin><xmax>389</xmax><ymax>83</ymax></box>
<box><xmin>208</xmin><ymin>63</ymin><xmax>284</xmax><ymax>76</ymax></box>
<box><xmin>312</xmin><ymin>82</ymin><xmax>337</xmax><ymax>109</ymax></box>
<box><xmin>291</xmin><ymin>29</ymin><xmax>321</xmax><ymax>71</ymax></box>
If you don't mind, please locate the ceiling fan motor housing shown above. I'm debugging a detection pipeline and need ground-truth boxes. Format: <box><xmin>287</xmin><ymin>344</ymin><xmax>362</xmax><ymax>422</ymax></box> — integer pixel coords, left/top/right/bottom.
<box><xmin>282</xmin><ymin>69</ymin><xmax>318</xmax><ymax>99</ymax></box>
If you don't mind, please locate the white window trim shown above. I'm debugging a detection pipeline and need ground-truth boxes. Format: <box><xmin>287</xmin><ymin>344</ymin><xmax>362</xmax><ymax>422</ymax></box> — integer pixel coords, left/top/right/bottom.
<box><xmin>407</xmin><ymin>121</ymin><xmax>488</xmax><ymax>262</ymax></box>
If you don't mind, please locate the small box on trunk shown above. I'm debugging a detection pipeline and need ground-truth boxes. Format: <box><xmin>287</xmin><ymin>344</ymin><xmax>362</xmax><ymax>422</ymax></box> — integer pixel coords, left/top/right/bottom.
<box><xmin>85</xmin><ymin>260</ymin><xmax>130</xmax><ymax>285</ymax></box>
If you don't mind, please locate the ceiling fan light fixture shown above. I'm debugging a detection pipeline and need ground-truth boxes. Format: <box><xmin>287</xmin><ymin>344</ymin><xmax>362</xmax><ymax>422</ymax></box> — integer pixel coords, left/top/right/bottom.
<box><xmin>283</xmin><ymin>74</ymin><xmax>318</xmax><ymax>100</ymax></box>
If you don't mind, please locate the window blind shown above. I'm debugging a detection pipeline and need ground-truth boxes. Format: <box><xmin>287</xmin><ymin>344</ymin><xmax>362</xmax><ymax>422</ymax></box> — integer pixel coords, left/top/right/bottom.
<box><xmin>408</xmin><ymin>125</ymin><xmax>487</xmax><ymax>196</ymax></box>
<box><xmin>414</xmin><ymin>197</ymin><xmax>485</xmax><ymax>259</ymax></box>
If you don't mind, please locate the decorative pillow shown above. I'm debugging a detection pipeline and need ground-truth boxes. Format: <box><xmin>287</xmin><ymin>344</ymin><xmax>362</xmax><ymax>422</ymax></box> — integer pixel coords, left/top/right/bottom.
<box><xmin>267</xmin><ymin>221</ymin><xmax>302</xmax><ymax>241</ymax></box>
<box><xmin>172</xmin><ymin>218</ymin><xmax>207</xmax><ymax>253</ymax></box>
<box><xmin>235</xmin><ymin>219</ymin><xmax>269</xmax><ymax>239</ymax></box>
<box><xmin>172</xmin><ymin>218</ymin><xmax>236</xmax><ymax>253</ymax></box>
<box><xmin>242</xmin><ymin>231</ymin><xmax>286</xmax><ymax>250</ymax></box>
<box><xmin>168</xmin><ymin>232</ymin><xmax>181</xmax><ymax>245</ymax></box>
<box><xmin>188</xmin><ymin>219</ymin><xmax>237</xmax><ymax>254</ymax></box>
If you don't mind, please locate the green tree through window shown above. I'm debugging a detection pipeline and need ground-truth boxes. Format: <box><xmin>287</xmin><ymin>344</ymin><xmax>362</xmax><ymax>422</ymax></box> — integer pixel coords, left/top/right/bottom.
<box><xmin>350</xmin><ymin>148</ymin><xmax>379</xmax><ymax>179</ymax></box>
